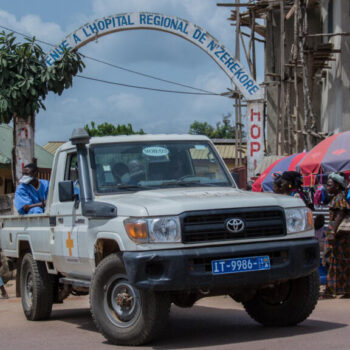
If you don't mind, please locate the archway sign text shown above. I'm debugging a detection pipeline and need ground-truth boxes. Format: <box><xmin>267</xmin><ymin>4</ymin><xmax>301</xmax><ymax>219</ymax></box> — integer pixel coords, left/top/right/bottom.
<box><xmin>47</xmin><ymin>12</ymin><xmax>264</xmax><ymax>180</ymax></box>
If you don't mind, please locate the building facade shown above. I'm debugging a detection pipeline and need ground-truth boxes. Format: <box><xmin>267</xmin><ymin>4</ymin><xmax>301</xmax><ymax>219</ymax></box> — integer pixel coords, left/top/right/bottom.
<box><xmin>264</xmin><ymin>0</ymin><xmax>349</xmax><ymax>155</ymax></box>
<box><xmin>320</xmin><ymin>0</ymin><xmax>350</xmax><ymax>133</ymax></box>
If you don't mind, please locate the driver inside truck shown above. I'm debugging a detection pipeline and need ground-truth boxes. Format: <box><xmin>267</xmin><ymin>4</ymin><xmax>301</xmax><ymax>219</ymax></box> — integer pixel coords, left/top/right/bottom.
<box><xmin>14</xmin><ymin>163</ymin><xmax>50</xmax><ymax>215</ymax></box>
<box><xmin>112</xmin><ymin>162</ymin><xmax>130</xmax><ymax>184</ymax></box>
<box><xmin>128</xmin><ymin>160</ymin><xmax>145</xmax><ymax>184</ymax></box>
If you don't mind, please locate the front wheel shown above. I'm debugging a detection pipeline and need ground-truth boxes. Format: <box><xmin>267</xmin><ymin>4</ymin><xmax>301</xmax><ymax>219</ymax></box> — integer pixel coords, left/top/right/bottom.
<box><xmin>243</xmin><ymin>271</ymin><xmax>319</xmax><ymax>326</ymax></box>
<box><xmin>90</xmin><ymin>254</ymin><xmax>170</xmax><ymax>345</ymax></box>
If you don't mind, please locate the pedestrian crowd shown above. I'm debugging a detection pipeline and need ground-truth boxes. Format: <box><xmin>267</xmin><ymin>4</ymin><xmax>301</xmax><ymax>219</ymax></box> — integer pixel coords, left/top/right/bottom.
<box><xmin>272</xmin><ymin>170</ymin><xmax>350</xmax><ymax>299</ymax></box>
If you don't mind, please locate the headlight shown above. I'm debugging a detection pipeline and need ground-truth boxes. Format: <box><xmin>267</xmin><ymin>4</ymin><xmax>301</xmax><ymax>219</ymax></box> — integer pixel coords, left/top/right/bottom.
<box><xmin>148</xmin><ymin>217</ymin><xmax>181</xmax><ymax>242</ymax></box>
<box><xmin>285</xmin><ymin>207</ymin><xmax>314</xmax><ymax>234</ymax></box>
<box><xmin>124</xmin><ymin>216</ymin><xmax>181</xmax><ymax>243</ymax></box>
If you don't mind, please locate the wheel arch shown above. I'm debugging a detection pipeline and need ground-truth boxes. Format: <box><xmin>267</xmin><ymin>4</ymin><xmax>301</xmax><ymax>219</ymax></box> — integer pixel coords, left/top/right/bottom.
<box><xmin>94</xmin><ymin>232</ymin><xmax>125</xmax><ymax>266</ymax></box>
<box><xmin>17</xmin><ymin>236</ymin><xmax>33</xmax><ymax>258</ymax></box>
<box><xmin>16</xmin><ymin>238</ymin><xmax>33</xmax><ymax>297</ymax></box>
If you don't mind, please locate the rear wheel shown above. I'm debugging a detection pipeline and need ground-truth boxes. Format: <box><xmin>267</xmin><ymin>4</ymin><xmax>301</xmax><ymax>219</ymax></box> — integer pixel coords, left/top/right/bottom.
<box><xmin>243</xmin><ymin>271</ymin><xmax>319</xmax><ymax>326</ymax></box>
<box><xmin>90</xmin><ymin>254</ymin><xmax>170</xmax><ymax>345</ymax></box>
<box><xmin>20</xmin><ymin>253</ymin><xmax>54</xmax><ymax>320</ymax></box>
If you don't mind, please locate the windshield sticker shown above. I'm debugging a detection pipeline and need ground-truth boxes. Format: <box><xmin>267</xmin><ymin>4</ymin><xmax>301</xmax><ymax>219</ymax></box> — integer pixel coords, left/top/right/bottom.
<box><xmin>103</xmin><ymin>165</ymin><xmax>111</xmax><ymax>171</ymax></box>
<box><xmin>143</xmin><ymin>146</ymin><xmax>169</xmax><ymax>157</ymax></box>
<box><xmin>194</xmin><ymin>145</ymin><xmax>206</xmax><ymax>150</ymax></box>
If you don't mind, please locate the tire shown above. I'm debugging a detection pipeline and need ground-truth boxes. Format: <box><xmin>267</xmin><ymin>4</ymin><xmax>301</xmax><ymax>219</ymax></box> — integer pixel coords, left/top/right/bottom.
<box><xmin>90</xmin><ymin>253</ymin><xmax>171</xmax><ymax>346</ymax></box>
<box><xmin>243</xmin><ymin>271</ymin><xmax>319</xmax><ymax>326</ymax></box>
<box><xmin>20</xmin><ymin>253</ymin><xmax>54</xmax><ymax>320</ymax></box>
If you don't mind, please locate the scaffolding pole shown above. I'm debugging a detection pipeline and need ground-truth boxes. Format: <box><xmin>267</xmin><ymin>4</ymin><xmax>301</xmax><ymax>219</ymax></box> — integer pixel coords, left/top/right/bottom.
<box><xmin>219</xmin><ymin>0</ymin><xmax>338</xmax><ymax>157</ymax></box>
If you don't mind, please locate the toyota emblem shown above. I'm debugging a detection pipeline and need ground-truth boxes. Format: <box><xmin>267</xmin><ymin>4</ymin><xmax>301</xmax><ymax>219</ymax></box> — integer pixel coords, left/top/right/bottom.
<box><xmin>226</xmin><ymin>218</ymin><xmax>245</xmax><ymax>233</ymax></box>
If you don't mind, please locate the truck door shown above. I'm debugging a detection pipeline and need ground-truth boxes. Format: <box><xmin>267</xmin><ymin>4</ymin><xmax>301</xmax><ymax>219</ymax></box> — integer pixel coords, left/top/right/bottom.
<box><xmin>51</xmin><ymin>152</ymin><xmax>91</xmax><ymax>279</ymax></box>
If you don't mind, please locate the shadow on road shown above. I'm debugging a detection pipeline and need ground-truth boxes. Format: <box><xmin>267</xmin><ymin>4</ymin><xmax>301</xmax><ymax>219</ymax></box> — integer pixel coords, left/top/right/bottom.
<box><xmin>154</xmin><ymin>305</ymin><xmax>347</xmax><ymax>349</ymax></box>
<box><xmin>50</xmin><ymin>304</ymin><xmax>347</xmax><ymax>349</ymax></box>
<box><xmin>51</xmin><ymin>308</ymin><xmax>97</xmax><ymax>332</ymax></box>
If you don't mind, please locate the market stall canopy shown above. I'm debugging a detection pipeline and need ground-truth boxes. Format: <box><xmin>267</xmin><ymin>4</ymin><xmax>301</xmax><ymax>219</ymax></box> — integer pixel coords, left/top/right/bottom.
<box><xmin>252</xmin><ymin>152</ymin><xmax>307</xmax><ymax>192</ymax></box>
<box><xmin>297</xmin><ymin>131</ymin><xmax>350</xmax><ymax>176</ymax></box>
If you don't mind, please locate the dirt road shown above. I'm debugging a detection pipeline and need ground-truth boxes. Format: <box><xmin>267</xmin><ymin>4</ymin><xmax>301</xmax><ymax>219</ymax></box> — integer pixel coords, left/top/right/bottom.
<box><xmin>0</xmin><ymin>283</ymin><xmax>349</xmax><ymax>350</ymax></box>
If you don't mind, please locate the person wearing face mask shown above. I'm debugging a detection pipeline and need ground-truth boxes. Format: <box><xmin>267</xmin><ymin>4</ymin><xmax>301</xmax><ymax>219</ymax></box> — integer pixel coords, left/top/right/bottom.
<box><xmin>14</xmin><ymin>163</ymin><xmax>50</xmax><ymax>215</ymax></box>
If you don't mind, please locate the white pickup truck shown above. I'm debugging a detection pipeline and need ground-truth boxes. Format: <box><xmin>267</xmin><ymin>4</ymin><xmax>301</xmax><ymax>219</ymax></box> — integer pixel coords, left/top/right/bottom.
<box><xmin>0</xmin><ymin>129</ymin><xmax>319</xmax><ymax>345</ymax></box>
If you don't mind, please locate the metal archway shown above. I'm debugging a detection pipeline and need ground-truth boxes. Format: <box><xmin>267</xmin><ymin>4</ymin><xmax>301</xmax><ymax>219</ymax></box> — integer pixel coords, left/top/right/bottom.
<box><xmin>47</xmin><ymin>12</ymin><xmax>264</xmax><ymax>179</ymax></box>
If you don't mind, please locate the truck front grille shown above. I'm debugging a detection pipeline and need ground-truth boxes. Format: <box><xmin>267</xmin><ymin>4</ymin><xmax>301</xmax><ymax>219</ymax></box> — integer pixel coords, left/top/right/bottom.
<box><xmin>181</xmin><ymin>207</ymin><xmax>286</xmax><ymax>243</ymax></box>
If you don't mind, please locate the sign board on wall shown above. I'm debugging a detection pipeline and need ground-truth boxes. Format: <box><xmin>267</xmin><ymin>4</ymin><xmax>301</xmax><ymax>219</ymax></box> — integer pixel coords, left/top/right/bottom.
<box><xmin>46</xmin><ymin>12</ymin><xmax>263</xmax><ymax>101</ymax></box>
<box><xmin>246</xmin><ymin>102</ymin><xmax>264</xmax><ymax>181</ymax></box>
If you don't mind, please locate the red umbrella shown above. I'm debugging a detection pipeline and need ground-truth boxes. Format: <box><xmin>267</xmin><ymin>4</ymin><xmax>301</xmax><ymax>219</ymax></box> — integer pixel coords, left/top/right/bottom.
<box><xmin>298</xmin><ymin>131</ymin><xmax>350</xmax><ymax>176</ymax></box>
<box><xmin>252</xmin><ymin>152</ymin><xmax>307</xmax><ymax>192</ymax></box>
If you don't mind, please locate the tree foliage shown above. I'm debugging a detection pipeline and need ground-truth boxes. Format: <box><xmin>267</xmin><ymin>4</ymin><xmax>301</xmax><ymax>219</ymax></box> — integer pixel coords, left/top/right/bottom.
<box><xmin>85</xmin><ymin>121</ymin><xmax>146</xmax><ymax>137</ymax></box>
<box><xmin>0</xmin><ymin>32</ymin><xmax>85</xmax><ymax>123</ymax></box>
<box><xmin>189</xmin><ymin>113</ymin><xmax>244</xmax><ymax>139</ymax></box>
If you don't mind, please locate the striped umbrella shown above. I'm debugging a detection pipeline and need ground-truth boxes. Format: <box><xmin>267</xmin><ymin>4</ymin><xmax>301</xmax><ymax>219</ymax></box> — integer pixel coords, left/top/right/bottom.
<box><xmin>297</xmin><ymin>131</ymin><xmax>350</xmax><ymax>176</ymax></box>
<box><xmin>252</xmin><ymin>152</ymin><xmax>307</xmax><ymax>192</ymax></box>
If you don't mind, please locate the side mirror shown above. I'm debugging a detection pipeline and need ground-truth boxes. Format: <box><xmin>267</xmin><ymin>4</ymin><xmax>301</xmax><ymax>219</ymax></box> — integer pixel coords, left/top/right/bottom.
<box><xmin>58</xmin><ymin>181</ymin><xmax>74</xmax><ymax>202</ymax></box>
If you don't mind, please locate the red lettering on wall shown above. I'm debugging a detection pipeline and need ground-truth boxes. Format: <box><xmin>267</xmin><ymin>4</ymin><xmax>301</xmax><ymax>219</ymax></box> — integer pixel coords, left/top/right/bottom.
<box><xmin>250</xmin><ymin>109</ymin><xmax>261</xmax><ymax>122</ymax></box>
<box><xmin>250</xmin><ymin>124</ymin><xmax>261</xmax><ymax>139</ymax></box>
<box><xmin>250</xmin><ymin>142</ymin><xmax>261</xmax><ymax>156</ymax></box>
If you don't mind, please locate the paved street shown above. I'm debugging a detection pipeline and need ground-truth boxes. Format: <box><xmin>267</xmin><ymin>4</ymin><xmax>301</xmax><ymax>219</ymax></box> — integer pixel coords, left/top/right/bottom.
<box><xmin>0</xmin><ymin>283</ymin><xmax>349</xmax><ymax>350</ymax></box>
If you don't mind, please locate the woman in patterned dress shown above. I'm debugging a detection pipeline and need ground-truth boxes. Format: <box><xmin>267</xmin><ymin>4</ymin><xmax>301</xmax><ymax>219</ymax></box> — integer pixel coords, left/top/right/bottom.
<box><xmin>323</xmin><ymin>172</ymin><xmax>350</xmax><ymax>298</ymax></box>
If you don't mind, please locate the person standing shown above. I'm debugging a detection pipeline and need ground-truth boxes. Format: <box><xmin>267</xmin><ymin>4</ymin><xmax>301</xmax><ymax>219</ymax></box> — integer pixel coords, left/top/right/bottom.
<box><xmin>280</xmin><ymin>171</ymin><xmax>308</xmax><ymax>204</ymax></box>
<box><xmin>14</xmin><ymin>163</ymin><xmax>49</xmax><ymax>215</ymax></box>
<box><xmin>323</xmin><ymin>172</ymin><xmax>350</xmax><ymax>298</ymax></box>
<box><xmin>0</xmin><ymin>250</ymin><xmax>9</xmax><ymax>299</ymax></box>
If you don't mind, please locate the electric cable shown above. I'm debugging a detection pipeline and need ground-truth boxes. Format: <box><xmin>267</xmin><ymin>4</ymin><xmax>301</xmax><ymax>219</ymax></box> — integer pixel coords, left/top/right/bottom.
<box><xmin>76</xmin><ymin>75</ymin><xmax>221</xmax><ymax>95</ymax></box>
<box><xmin>0</xmin><ymin>24</ymin><xmax>222</xmax><ymax>95</ymax></box>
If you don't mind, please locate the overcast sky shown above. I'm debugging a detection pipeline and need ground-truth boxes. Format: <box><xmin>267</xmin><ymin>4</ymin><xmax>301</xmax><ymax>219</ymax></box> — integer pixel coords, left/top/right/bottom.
<box><xmin>0</xmin><ymin>0</ymin><xmax>263</xmax><ymax>146</ymax></box>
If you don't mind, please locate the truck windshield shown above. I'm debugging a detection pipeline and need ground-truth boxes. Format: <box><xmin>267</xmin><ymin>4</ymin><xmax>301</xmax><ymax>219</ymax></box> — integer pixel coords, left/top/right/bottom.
<box><xmin>91</xmin><ymin>141</ymin><xmax>233</xmax><ymax>193</ymax></box>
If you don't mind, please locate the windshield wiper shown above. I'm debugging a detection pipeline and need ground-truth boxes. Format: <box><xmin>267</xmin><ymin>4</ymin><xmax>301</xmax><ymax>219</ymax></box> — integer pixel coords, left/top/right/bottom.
<box><xmin>159</xmin><ymin>180</ymin><xmax>202</xmax><ymax>187</ymax></box>
<box><xmin>116</xmin><ymin>184</ymin><xmax>152</xmax><ymax>191</ymax></box>
<box><xmin>159</xmin><ymin>180</ymin><xmax>232</xmax><ymax>188</ymax></box>
<box><xmin>199</xmin><ymin>182</ymin><xmax>231</xmax><ymax>187</ymax></box>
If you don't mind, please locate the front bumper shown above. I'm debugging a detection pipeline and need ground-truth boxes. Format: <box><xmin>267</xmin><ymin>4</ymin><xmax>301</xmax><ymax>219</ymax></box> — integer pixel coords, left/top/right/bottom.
<box><xmin>123</xmin><ymin>238</ymin><xmax>319</xmax><ymax>291</ymax></box>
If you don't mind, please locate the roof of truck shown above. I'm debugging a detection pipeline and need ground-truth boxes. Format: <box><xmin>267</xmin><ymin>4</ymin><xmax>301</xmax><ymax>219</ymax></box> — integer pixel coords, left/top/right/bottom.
<box><xmin>57</xmin><ymin>134</ymin><xmax>211</xmax><ymax>152</ymax></box>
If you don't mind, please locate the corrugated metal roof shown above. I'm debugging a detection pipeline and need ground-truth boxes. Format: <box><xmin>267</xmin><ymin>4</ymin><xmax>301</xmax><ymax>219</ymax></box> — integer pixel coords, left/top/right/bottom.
<box><xmin>190</xmin><ymin>144</ymin><xmax>246</xmax><ymax>160</ymax></box>
<box><xmin>0</xmin><ymin>124</ymin><xmax>54</xmax><ymax>168</ymax></box>
<box><xmin>215</xmin><ymin>145</ymin><xmax>246</xmax><ymax>159</ymax></box>
<box><xmin>43</xmin><ymin>142</ymin><xmax>65</xmax><ymax>155</ymax></box>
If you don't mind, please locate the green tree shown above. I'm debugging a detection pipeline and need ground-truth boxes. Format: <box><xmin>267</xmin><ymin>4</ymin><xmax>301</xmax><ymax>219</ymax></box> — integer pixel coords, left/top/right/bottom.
<box><xmin>85</xmin><ymin>121</ymin><xmax>145</xmax><ymax>137</ymax></box>
<box><xmin>0</xmin><ymin>32</ymin><xmax>85</xmax><ymax>182</ymax></box>
<box><xmin>189</xmin><ymin>113</ymin><xmax>243</xmax><ymax>139</ymax></box>
<box><xmin>188</xmin><ymin>121</ymin><xmax>215</xmax><ymax>138</ymax></box>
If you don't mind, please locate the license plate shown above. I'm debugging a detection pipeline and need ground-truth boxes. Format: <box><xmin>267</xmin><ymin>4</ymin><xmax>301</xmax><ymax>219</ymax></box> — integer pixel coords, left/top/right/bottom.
<box><xmin>211</xmin><ymin>255</ymin><xmax>270</xmax><ymax>275</ymax></box>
